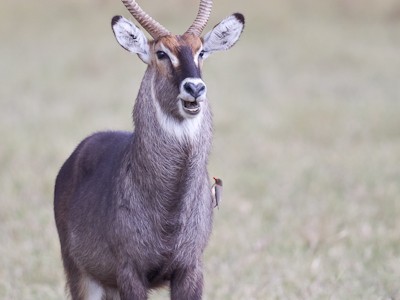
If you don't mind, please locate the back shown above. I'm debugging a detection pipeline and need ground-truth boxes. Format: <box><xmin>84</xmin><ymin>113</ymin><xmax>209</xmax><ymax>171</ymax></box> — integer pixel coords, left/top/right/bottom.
<box><xmin>54</xmin><ymin>131</ymin><xmax>131</xmax><ymax>249</ymax></box>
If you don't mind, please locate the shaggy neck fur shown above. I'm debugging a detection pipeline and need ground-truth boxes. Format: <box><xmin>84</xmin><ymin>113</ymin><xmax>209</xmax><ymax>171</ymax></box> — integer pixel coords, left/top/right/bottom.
<box><xmin>125</xmin><ymin>67</ymin><xmax>213</xmax><ymax>208</ymax></box>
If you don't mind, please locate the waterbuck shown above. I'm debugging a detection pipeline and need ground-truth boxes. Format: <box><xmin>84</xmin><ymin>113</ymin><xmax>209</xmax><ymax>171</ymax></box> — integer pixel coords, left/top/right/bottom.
<box><xmin>54</xmin><ymin>0</ymin><xmax>244</xmax><ymax>299</ymax></box>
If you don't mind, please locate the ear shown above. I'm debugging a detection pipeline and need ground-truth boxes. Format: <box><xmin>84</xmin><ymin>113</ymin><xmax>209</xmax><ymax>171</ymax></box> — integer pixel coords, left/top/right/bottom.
<box><xmin>111</xmin><ymin>15</ymin><xmax>150</xmax><ymax>64</ymax></box>
<box><xmin>202</xmin><ymin>13</ymin><xmax>245</xmax><ymax>59</ymax></box>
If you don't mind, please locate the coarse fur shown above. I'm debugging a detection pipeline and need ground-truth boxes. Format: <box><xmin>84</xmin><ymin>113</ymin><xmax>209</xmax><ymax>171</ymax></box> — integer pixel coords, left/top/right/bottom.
<box><xmin>54</xmin><ymin>11</ymin><xmax>244</xmax><ymax>300</ymax></box>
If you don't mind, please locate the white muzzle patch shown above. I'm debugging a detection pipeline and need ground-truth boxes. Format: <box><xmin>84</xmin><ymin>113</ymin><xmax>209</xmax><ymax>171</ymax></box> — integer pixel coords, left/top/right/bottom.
<box><xmin>151</xmin><ymin>75</ymin><xmax>204</xmax><ymax>142</ymax></box>
<box><xmin>178</xmin><ymin>78</ymin><xmax>207</xmax><ymax>118</ymax></box>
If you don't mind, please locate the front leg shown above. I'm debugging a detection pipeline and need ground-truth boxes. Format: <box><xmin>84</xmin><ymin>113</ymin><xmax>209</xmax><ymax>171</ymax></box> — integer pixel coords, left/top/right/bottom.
<box><xmin>117</xmin><ymin>263</ymin><xmax>148</xmax><ymax>300</ymax></box>
<box><xmin>170</xmin><ymin>263</ymin><xmax>204</xmax><ymax>300</ymax></box>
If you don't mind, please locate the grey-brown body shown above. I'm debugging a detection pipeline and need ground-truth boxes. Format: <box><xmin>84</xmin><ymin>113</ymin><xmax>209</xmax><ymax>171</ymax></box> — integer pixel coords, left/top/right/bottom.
<box><xmin>54</xmin><ymin>68</ymin><xmax>213</xmax><ymax>299</ymax></box>
<box><xmin>54</xmin><ymin>1</ymin><xmax>244</xmax><ymax>299</ymax></box>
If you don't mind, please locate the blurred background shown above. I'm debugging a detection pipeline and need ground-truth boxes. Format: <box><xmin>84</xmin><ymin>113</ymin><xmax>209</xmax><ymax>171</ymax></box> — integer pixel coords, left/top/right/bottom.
<box><xmin>1</xmin><ymin>0</ymin><xmax>400</xmax><ymax>299</ymax></box>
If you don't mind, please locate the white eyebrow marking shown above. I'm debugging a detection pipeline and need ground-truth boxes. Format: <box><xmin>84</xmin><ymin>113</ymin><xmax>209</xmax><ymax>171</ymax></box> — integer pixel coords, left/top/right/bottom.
<box><xmin>160</xmin><ymin>43</ymin><xmax>179</xmax><ymax>67</ymax></box>
<box><xmin>194</xmin><ymin>46</ymin><xmax>203</xmax><ymax>67</ymax></box>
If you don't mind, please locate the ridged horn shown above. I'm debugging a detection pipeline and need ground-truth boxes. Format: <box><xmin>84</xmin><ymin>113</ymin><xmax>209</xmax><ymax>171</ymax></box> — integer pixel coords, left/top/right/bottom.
<box><xmin>121</xmin><ymin>0</ymin><xmax>170</xmax><ymax>39</ymax></box>
<box><xmin>185</xmin><ymin>0</ymin><xmax>213</xmax><ymax>36</ymax></box>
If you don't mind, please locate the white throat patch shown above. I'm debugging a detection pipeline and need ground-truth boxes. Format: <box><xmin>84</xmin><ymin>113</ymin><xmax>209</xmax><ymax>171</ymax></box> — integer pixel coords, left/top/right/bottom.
<box><xmin>150</xmin><ymin>75</ymin><xmax>204</xmax><ymax>142</ymax></box>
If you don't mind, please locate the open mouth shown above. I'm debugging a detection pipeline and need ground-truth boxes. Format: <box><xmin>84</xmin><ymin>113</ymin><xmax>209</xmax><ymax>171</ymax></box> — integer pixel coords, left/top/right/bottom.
<box><xmin>181</xmin><ymin>99</ymin><xmax>201</xmax><ymax>115</ymax></box>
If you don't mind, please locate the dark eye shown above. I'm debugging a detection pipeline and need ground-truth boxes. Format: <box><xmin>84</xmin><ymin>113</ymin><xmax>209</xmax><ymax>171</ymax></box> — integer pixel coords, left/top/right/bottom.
<box><xmin>199</xmin><ymin>50</ymin><xmax>205</xmax><ymax>59</ymax></box>
<box><xmin>156</xmin><ymin>51</ymin><xmax>168</xmax><ymax>60</ymax></box>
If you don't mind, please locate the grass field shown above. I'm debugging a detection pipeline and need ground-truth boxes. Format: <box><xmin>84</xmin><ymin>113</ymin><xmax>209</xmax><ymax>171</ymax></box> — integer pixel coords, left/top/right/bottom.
<box><xmin>1</xmin><ymin>0</ymin><xmax>400</xmax><ymax>299</ymax></box>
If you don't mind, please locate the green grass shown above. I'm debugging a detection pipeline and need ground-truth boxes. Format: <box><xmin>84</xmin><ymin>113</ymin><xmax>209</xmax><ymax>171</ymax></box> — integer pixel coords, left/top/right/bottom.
<box><xmin>1</xmin><ymin>0</ymin><xmax>400</xmax><ymax>299</ymax></box>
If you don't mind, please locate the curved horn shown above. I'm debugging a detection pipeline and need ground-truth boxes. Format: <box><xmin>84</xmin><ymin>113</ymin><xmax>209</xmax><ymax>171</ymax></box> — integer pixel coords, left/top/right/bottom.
<box><xmin>185</xmin><ymin>0</ymin><xmax>213</xmax><ymax>36</ymax></box>
<box><xmin>121</xmin><ymin>0</ymin><xmax>170</xmax><ymax>39</ymax></box>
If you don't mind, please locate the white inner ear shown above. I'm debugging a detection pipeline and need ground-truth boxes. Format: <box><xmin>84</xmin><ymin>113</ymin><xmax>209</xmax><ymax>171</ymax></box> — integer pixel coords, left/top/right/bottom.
<box><xmin>112</xmin><ymin>16</ymin><xmax>150</xmax><ymax>64</ymax></box>
<box><xmin>202</xmin><ymin>14</ymin><xmax>244</xmax><ymax>58</ymax></box>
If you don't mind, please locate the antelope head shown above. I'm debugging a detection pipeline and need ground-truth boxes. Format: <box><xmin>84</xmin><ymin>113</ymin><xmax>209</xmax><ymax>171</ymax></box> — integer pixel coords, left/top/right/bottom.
<box><xmin>111</xmin><ymin>0</ymin><xmax>244</xmax><ymax>120</ymax></box>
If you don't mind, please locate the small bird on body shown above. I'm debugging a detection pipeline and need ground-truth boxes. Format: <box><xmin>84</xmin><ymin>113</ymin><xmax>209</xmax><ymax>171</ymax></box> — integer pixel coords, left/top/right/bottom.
<box><xmin>212</xmin><ymin>177</ymin><xmax>223</xmax><ymax>209</ymax></box>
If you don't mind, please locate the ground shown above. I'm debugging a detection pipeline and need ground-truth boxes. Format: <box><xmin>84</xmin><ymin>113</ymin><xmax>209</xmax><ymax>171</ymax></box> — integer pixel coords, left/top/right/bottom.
<box><xmin>1</xmin><ymin>0</ymin><xmax>400</xmax><ymax>299</ymax></box>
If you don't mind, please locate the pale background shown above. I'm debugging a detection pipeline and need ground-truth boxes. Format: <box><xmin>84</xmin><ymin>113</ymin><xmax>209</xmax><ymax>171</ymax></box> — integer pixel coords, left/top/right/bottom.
<box><xmin>1</xmin><ymin>0</ymin><xmax>400</xmax><ymax>299</ymax></box>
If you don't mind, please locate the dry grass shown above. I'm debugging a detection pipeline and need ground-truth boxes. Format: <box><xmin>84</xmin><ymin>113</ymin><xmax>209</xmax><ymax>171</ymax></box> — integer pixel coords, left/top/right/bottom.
<box><xmin>1</xmin><ymin>0</ymin><xmax>400</xmax><ymax>299</ymax></box>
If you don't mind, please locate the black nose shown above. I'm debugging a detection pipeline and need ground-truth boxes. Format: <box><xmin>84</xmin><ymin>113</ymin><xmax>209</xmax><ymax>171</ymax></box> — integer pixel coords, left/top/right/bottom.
<box><xmin>184</xmin><ymin>82</ymin><xmax>206</xmax><ymax>99</ymax></box>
